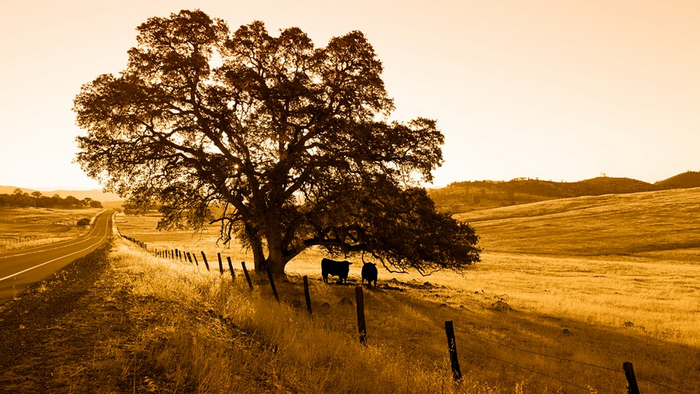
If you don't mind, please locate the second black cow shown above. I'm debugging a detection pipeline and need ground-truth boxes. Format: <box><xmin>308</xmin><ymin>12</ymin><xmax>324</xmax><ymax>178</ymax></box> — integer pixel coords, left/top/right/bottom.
<box><xmin>321</xmin><ymin>258</ymin><xmax>351</xmax><ymax>284</ymax></box>
<box><xmin>361</xmin><ymin>262</ymin><xmax>378</xmax><ymax>287</ymax></box>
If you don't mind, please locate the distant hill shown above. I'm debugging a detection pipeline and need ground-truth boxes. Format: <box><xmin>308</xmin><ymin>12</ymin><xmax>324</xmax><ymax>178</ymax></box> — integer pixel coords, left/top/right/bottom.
<box><xmin>655</xmin><ymin>171</ymin><xmax>700</xmax><ymax>189</ymax></box>
<box><xmin>429</xmin><ymin>171</ymin><xmax>700</xmax><ymax>214</ymax></box>
<box><xmin>0</xmin><ymin>186</ymin><xmax>122</xmax><ymax>202</ymax></box>
<box><xmin>453</xmin><ymin>187</ymin><xmax>700</xmax><ymax>259</ymax></box>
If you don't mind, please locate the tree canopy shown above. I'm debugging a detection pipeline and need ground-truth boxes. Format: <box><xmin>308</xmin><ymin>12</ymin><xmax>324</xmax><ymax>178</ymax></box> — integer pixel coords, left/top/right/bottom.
<box><xmin>74</xmin><ymin>10</ymin><xmax>480</xmax><ymax>275</ymax></box>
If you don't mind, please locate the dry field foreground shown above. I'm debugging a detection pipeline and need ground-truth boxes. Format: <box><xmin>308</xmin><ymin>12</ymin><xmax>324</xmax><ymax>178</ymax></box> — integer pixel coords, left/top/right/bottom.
<box><xmin>113</xmin><ymin>187</ymin><xmax>700</xmax><ymax>393</ymax></box>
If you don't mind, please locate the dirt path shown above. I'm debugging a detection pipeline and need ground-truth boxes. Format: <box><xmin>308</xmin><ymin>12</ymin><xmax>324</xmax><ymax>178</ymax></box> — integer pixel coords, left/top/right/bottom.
<box><xmin>0</xmin><ymin>242</ymin><xmax>134</xmax><ymax>393</ymax></box>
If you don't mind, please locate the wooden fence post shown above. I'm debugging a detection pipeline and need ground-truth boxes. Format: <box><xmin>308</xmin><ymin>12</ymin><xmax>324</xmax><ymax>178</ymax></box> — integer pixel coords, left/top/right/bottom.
<box><xmin>201</xmin><ymin>251</ymin><xmax>210</xmax><ymax>271</ymax></box>
<box><xmin>241</xmin><ymin>261</ymin><xmax>254</xmax><ymax>290</ymax></box>
<box><xmin>266</xmin><ymin>267</ymin><xmax>280</xmax><ymax>302</ymax></box>
<box><xmin>226</xmin><ymin>257</ymin><xmax>235</xmax><ymax>282</ymax></box>
<box><xmin>217</xmin><ymin>253</ymin><xmax>224</xmax><ymax>274</ymax></box>
<box><xmin>303</xmin><ymin>276</ymin><xmax>313</xmax><ymax>316</ymax></box>
<box><xmin>445</xmin><ymin>321</ymin><xmax>463</xmax><ymax>382</ymax></box>
<box><xmin>175</xmin><ymin>249</ymin><xmax>180</xmax><ymax>261</ymax></box>
<box><xmin>623</xmin><ymin>362</ymin><xmax>640</xmax><ymax>394</ymax></box>
<box><xmin>193</xmin><ymin>254</ymin><xmax>199</xmax><ymax>266</ymax></box>
<box><xmin>355</xmin><ymin>286</ymin><xmax>367</xmax><ymax>344</ymax></box>
<box><xmin>186</xmin><ymin>252</ymin><xmax>193</xmax><ymax>264</ymax></box>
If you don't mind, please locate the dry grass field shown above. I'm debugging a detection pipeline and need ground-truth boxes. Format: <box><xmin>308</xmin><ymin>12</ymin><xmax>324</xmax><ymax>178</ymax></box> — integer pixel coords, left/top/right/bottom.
<box><xmin>0</xmin><ymin>207</ymin><xmax>103</xmax><ymax>252</ymax></box>
<box><xmin>454</xmin><ymin>187</ymin><xmax>700</xmax><ymax>347</ymax></box>
<box><xmin>112</xmin><ymin>187</ymin><xmax>700</xmax><ymax>393</ymax></box>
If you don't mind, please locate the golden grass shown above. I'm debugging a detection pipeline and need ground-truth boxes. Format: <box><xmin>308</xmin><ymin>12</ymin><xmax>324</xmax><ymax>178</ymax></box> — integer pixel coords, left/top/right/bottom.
<box><xmin>108</xmin><ymin>243</ymin><xmax>697</xmax><ymax>392</ymax></box>
<box><xmin>450</xmin><ymin>187</ymin><xmax>700</xmax><ymax>347</ymax></box>
<box><xmin>111</xmin><ymin>188</ymin><xmax>700</xmax><ymax>392</ymax></box>
<box><xmin>107</xmin><ymin>240</ymin><xmax>489</xmax><ymax>393</ymax></box>
<box><xmin>454</xmin><ymin>187</ymin><xmax>700</xmax><ymax>259</ymax></box>
<box><xmin>0</xmin><ymin>207</ymin><xmax>102</xmax><ymax>252</ymax></box>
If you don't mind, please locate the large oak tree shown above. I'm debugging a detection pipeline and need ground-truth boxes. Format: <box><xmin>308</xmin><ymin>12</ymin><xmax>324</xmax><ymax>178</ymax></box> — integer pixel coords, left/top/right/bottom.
<box><xmin>74</xmin><ymin>10</ymin><xmax>480</xmax><ymax>276</ymax></box>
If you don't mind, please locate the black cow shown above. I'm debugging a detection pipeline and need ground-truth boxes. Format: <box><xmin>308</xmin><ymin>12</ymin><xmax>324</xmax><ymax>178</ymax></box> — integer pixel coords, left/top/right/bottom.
<box><xmin>361</xmin><ymin>262</ymin><xmax>378</xmax><ymax>287</ymax></box>
<box><xmin>321</xmin><ymin>258</ymin><xmax>351</xmax><ymax>284</ymax></box>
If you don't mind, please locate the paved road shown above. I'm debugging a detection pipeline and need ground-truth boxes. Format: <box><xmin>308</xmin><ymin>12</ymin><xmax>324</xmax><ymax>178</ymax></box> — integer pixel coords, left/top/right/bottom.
<box><xmin>0</xmin><ymin>210</ymin><xmax>113</xmax><ymax>304</ymax></box>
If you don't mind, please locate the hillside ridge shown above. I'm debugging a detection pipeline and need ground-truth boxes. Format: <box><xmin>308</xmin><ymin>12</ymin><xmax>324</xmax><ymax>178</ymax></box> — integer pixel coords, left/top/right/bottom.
<box><xmin>429</xmin><ymin>171</ymin><xmax>700</xmax><ymax>214</ymax></box>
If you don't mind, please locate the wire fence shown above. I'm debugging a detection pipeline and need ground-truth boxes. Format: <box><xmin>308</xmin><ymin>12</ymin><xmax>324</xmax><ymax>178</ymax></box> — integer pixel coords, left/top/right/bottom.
<box><xmin>121</xmin><ymin>234</ymin><xmax>695</xmax><ymax>394</ymax></box>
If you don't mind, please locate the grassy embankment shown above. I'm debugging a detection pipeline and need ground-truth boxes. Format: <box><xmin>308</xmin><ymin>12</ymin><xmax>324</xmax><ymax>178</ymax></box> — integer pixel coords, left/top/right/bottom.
<box><xmin>112</xmin><ymin>187</ymin><xmax>700</xmax><ymax>393</ymax></box>
<box><xmin>0</xmin><ymin>207</ymin><xmax>103</xmax><ymax>252</ymax></box>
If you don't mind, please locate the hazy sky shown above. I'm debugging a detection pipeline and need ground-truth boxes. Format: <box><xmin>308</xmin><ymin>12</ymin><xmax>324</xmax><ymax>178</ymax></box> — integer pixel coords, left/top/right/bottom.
<box><xmin>1</xmin><ymin>1</ymin><xmax>699</xmax><ymax>190</ymax></box>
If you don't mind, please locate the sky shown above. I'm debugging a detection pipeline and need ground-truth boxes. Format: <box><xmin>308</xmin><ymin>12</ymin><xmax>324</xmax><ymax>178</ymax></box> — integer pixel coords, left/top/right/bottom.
<box><xmin>1</xmin><ymin>0</ymin><xmax>699</xmax><ymax>190</ymax></box>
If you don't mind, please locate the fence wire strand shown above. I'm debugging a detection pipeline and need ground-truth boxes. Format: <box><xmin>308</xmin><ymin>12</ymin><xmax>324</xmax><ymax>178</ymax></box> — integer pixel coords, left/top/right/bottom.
<box><xmin>462</xmin><ymin>342</ymin><xmax>593</xmax><ymax>392</ymax></box>
<box><xmin>636</xmin><ymin>375</ymin><xmax>693</xmax><ymax>394</ymax></box>
<box><xmin>463</xmin><ymin>356</ymin><xmax>555</xmax><ymax>392</ymax></box>
<box><xmin>457</xmin><ymin>326</ymin><xmax>622</xmax><ymax>373</ymax></box>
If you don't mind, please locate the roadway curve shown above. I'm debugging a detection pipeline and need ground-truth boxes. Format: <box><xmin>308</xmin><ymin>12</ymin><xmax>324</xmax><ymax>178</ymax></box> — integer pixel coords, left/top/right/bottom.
<box><xmin>0</xmin><ymin>210</ymin><xmax>113</xmax><ymax>304</ymax></box>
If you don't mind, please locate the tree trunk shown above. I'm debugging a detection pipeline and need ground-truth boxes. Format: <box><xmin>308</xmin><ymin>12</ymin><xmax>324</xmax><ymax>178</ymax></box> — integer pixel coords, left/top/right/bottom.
<box><xmin>251</xmin><ymin>241</ymin><xmax>266</xmax><ymax>273</ymax></box>
<box><xmin>263</xmin><ymin>227</ymin><xmax>289</xmax><ymax>277</ymax></box>
<box><xmin>247</xmin><ymin>229</ymin><xmax>266</xmax><ymax>274</ymax></box>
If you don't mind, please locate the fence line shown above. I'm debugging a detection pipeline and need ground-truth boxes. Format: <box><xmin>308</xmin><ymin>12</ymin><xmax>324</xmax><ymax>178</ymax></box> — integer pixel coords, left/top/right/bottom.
<box><xmin>398</xmin><ymin>310</ymin><xmax>692</xmax><ymax>393</ymax></box>
<box><xmin>118</xmin><ymin>233</ymin><xmax>693</xmax><ymax>394</ymax></box>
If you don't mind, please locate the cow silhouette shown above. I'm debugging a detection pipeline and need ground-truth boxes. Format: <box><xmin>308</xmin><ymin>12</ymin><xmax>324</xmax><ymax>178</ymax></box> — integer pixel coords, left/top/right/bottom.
<box><xmin>361</xmin><ymin>262</ymin><xmax>378</xmax><ymax>287</ymax></box>
<box><xmin>321</xmin><ymin>258</ymin><xmax>351</xmax><ymax>284</ymax></box>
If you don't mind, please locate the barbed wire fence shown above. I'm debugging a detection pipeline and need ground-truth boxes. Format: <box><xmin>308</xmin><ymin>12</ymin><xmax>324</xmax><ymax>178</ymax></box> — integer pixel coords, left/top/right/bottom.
<box><xmin>120</xmin><ymin>234</ymin><xmax>694</xmax><ymax>394</ymax></box>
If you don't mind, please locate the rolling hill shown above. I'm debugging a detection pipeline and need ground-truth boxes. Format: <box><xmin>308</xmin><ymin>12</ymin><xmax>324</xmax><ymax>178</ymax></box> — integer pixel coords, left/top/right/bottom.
<box><xmin>429</xmin><ymin>171</ymin><xmax>700</xmax><ymax>214</ymax></box>
<box><xmin>655</xmin><ymin>170</ymin><xmax>700</xmax><ymax>189</ymax></box>
<box><xmin>454</xmin><ymin>186</ymin><xmax>700</xmax><ymax>259</ymax></box>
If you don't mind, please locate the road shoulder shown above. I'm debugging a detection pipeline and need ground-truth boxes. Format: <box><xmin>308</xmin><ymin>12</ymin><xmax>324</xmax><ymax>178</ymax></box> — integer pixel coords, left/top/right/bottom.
<box><xmin>0</xmin><ymin>242</ymin><xmax>128</xmax><ymax>393</ymax></box>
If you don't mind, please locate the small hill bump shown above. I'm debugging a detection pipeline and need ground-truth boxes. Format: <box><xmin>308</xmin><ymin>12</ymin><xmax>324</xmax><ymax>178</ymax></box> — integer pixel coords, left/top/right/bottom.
<box><xmin>655</xmin><ymin>171</ymin><xmax>700</xmax><ymax>189</ymax></box>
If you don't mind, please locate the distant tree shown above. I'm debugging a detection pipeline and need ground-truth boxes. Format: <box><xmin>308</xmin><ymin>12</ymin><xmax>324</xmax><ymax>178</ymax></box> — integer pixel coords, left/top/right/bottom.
<box><xmin>50</xmin><ymin>194</ymin><xmax>63</xmax><ymax>207</ymax></box>
<box><xmin>64</xmin><ymin>195</ymin><xmax>81</xmax><ymax>208</ymax></box>
<box><xmin>31</xmin><ymin>191</ymin><xmax>47</xmax><ymax>207</ymax></box>
<box><xmin>0</xmin><ymin>192</ymin><xmax>99</xmax><ymax>209</ymax></box>
<box><xmin>10</xmin><ymin>189</ymin><xmax>33</xmax><ymax>207</ymax></box>
<box><xmin>74</xmin><ymin>10</ymin><xmax>480</xmax><ymax>276</ymax></box>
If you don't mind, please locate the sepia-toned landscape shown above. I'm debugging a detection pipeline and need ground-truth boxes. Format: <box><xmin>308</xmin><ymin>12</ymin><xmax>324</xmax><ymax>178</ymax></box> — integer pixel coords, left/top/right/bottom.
<box><xmin>1</xmin><ymin>178</ymin><xmax>699</xmax><ymax>393</ymax></box>
<box><xmin>2</xmin><ymin>2</ymin><xmax>700</xmax><ymax>394</ymax></box>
